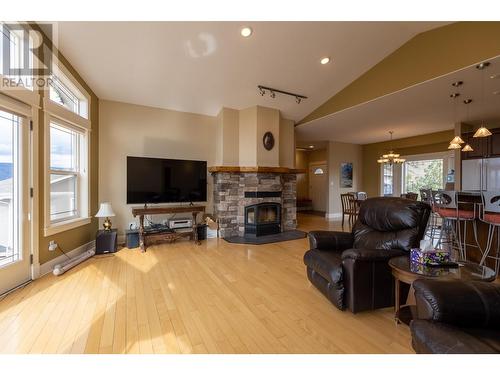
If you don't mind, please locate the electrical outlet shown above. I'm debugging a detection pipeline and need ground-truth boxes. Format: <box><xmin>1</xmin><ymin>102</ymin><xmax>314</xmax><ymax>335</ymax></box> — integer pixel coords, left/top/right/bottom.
<box><xmin>48</xmin><ymin>240</ymin><xmax>57</xmax><ymax>251</ymax></box>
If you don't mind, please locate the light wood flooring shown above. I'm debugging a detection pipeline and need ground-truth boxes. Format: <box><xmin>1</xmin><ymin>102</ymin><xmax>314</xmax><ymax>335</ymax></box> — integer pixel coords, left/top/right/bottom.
<box><xmin>0</xmin><ymin>213</ymin><xmax>413</xmax><ymax>354</ymax></box>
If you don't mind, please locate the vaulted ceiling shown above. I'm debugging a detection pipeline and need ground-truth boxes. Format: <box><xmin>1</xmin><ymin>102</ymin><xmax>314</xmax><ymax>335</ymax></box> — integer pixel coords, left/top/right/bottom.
<box><xmin>54</xmin><ymin>21</ymin><xmax>446</xmax><ymax>121</ymax></box>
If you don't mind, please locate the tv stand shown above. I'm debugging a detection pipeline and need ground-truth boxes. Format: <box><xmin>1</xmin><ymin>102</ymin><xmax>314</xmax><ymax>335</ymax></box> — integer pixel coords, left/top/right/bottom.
<box><xmin>131</xmin><ymin>205</ymin><xmax>205</xmax><ymax>252</ymax></box>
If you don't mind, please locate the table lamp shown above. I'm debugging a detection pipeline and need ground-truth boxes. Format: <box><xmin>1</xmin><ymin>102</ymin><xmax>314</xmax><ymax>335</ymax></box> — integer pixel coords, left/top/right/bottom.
<box><xmin>95</xmin><ymin>202</ymin><xmax>115</xmax><ymax>231</ymax></box>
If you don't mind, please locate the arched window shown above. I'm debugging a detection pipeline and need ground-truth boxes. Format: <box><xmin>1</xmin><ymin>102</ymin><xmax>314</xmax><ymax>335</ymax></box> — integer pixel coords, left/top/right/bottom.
<box><xmin>313</xmin><ymin>168</ymin><xmax>324</xmax><ymax>175</ymax></box>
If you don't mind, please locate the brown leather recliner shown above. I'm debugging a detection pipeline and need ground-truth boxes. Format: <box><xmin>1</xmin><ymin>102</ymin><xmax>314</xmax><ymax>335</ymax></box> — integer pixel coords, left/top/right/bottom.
<box><xmin>410</xmin><ymin>279</ymin><xmax>500</xmax><ymax>354</ymax></box>
<box><xmin>303</xmin><ymin>197</ymin><xmax>431</xmax><ymax>313</ymax></box>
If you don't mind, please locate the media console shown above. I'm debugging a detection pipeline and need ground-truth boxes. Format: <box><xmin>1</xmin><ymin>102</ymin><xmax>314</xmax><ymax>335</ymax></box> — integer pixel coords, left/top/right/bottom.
<box><xmin>131</xmin><ymin>205</ymin><xmax>205</xmax><ymax>252</ymax></box>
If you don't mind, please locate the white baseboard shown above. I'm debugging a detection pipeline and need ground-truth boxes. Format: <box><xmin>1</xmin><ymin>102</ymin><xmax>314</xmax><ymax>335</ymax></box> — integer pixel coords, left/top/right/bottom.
<box><xmin>325</xmin><ymin>213</ymin><xmax>342</xmax><ymax>220</ymax></box>
<box><xmin>39</xmin><ymin>240</ymin><xmax>95</xmax><ymax>277</ymax></box>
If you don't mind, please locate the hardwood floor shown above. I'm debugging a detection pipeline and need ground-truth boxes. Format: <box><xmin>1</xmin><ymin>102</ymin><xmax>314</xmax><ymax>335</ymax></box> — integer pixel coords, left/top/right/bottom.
<box><xmin>0</xmin><ymin>213</ymin><xmax>413</xmax><ymax>354</ymax></box>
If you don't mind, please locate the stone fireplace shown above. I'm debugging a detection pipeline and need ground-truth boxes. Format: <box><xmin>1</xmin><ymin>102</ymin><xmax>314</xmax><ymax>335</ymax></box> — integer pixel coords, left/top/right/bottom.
<box><xmin>210</xmin><ymin>168</ymin><xmax>299</xmax><ymax>238</ymax></box>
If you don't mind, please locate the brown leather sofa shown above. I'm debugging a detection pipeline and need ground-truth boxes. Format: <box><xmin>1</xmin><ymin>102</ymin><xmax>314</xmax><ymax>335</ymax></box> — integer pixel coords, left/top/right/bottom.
<box><xmin>410</xmin><ymin>279</ymin><xmax>500</xmax><ymax>354</ymax></box>
<box><xmin>303</xmin><ymin>197</ymin><xmax>430</xmax><ymax>313</ymax></box>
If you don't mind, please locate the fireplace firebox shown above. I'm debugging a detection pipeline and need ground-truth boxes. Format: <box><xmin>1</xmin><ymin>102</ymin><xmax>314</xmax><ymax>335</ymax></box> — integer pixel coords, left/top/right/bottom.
<box><xmin>244</xmin><ymin>202</ymin><xmax>281</xmax><ymax>236</ymax></box>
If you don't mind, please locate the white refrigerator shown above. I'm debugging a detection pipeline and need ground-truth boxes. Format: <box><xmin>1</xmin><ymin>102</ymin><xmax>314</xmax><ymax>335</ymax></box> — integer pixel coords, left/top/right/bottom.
<box><xmin>462</xmin><ymin>157</ymin><xmax>500</xmax><ymax>191</ymax></box>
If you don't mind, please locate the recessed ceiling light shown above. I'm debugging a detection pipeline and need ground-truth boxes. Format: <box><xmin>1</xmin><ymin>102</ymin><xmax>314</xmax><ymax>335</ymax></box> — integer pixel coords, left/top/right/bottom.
<box><xmin>308</xmin><ymin>145</ymin><xmax>315</xmax><ymax>149</ymax></box>
<box><xmin>493</xmin><ymin>90</ymin><xmax>500</xmax><ymax>95</ymax></box>
<box><xmin>320</xmin><ymin>57</ymin><xmax>330</xmax><ymax>65</ymax></box>
<box><xmin>490</xmin><ymin>73</ymin><xmax>500</xmax><ymax>79</ymax></box>
<box><xmin>240</xmin><ymin>27</ymin><xmax>252</xmax><ymax>38</ymax></box>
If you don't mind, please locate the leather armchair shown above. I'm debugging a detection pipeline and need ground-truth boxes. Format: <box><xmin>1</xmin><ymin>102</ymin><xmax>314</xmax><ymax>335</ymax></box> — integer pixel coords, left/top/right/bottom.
<box><xmin>303</xmin><ymin>197</ymin><xmax>431</xmax><ymax>313</ymax></box>
<box><xmin>410</xmin><ymin>279</ymin><xmax>500</xmax><ymax>354</ymax></box>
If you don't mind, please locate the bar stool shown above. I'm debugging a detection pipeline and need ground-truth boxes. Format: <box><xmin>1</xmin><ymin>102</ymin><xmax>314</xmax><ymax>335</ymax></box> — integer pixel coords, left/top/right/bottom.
<box><xmin>433</xmin><ymin>190</ymin><xmax>481</xmax><ymax>260</ymax></box>
<box><xmin>479</xmin><ymin>191</ymin><xmax>500</xmax><ymax>275</ymax></box>
<box><xmin>420</xmin><ymin>188</ymin><xmax>440</xmax><ymax>244</ymax></box>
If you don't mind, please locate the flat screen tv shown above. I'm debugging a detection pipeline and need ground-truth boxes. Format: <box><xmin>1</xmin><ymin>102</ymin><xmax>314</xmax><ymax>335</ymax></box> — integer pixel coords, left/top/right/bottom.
<box><xmin>127</xmin><ymin>156</ymin><xmax>207</xmax><ymax>204</ymax></box>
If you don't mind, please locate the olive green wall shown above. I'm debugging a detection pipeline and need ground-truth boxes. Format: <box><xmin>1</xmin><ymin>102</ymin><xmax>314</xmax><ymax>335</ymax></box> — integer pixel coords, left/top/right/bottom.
<box><xmin>361</xmin><ymin>130</ymin><xmax>453</xmax><ymax>197</ymax></box>
<box><xmin>301</xmin><ymin>22</ymin><xmax>500</xmax><ymax>124</ymax></box>
<box><xmin>33</xmin><ymin>24</ymin><xmax>99</xmax><ymax>265</ymax></box>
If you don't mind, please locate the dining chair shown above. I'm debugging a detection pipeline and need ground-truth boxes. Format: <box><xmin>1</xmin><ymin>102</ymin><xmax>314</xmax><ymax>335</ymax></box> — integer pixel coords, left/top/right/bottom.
<box><xmin>401</xmin><ymin>192</ymin><xmax>418</xmax><ymax>200</ymax></box>
<box><xmin>340</xmin><ymin>193</ymin><xmax>357</xmax><ymax>226</ymax></box>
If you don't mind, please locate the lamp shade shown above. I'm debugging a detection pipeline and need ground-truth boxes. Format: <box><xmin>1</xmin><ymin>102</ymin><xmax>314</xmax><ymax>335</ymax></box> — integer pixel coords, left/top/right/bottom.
<box><xmin>473</xmin><ymin>126</ymin><xmax>492</xmax><ymax>138</ymax></box>
<box><xmin>450</xmin><ymin>136</ymin><xmax>465</xmax><ymax>144</ymax></box>
<box><xmin>448</xmin><ymin>143</ymin><xmax>462</xmax><ymax>150</ymax></box>
<box><xmin>95</xmin><ymin>202</ymin><xmax>115</xmax><ymax>217</ymax></box>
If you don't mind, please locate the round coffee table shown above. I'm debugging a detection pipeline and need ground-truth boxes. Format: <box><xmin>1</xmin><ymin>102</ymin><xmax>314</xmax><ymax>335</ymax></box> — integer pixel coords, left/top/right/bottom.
<box><xmin>388</xmin><ymin>256</ymin><xmax>496</xmax><ymax>325</ymax></box>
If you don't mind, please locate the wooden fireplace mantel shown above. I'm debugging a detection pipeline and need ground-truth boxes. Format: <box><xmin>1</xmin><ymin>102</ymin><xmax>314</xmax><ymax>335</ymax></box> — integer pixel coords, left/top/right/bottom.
<box><xmin>208</xmin><ymin>166</ymin><xmax>306</xmax><ymax>174</ymax></box>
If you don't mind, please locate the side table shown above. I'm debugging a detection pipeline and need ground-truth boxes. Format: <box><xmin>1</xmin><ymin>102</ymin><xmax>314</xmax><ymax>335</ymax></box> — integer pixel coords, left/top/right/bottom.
<box><xmin>389</xmin><ymin>255</ymin><xmax>496</xmax><ymax>325</ymax></box>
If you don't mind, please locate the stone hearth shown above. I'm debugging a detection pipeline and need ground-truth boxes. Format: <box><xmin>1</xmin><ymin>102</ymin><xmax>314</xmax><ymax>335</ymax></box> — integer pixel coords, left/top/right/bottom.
<box><xmin>212</xmin><ymin>172</ymin><xmax>297</xmax><ymax>238</ymax></box>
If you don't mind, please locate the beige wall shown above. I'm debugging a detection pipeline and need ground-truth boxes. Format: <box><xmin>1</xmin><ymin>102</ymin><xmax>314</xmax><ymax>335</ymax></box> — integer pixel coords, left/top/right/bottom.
<box><xmin>295</xmin><ymin>150</ymin><xmax>309</xmax><ymax>200</ymax></box>
<box><xmin>256</xmin><ymin>106</ymin><xmax>280</xmax><ymax>167</ymax></box>
<box><xmin>216</xmin><ymin>107</ymin><xmax>239</xmax><ymax>166</ymax></box>
<box><xmin>279</xmin><ymin>117</ymin><xmax>295</xmax><ymax>169</ymax></box>
<box><xmin>99</xmin><ymin>100</ymin><xmax>217</xmax><ymax>235</ymax></box>
<box><xmin>238</xmin><ymin>107</ymin><xmax>258</xmax><ymax>166</ymax></box>
<box><xmin>309</xmin><ymin>149</ymin><xmax>327</xmax><ymax>164</ymax></box>
<box><xmin>327</xmin><ymin>142</ymin><xmax>363</xmax><ymax>217</ymax></box>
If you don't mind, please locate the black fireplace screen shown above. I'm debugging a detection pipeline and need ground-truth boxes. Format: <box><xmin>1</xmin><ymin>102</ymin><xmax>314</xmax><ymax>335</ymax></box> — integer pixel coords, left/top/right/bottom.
<box><xmin>244</xmin><ymin>202</ymin><xmax>281</xmax><ymax>236</ymax></box>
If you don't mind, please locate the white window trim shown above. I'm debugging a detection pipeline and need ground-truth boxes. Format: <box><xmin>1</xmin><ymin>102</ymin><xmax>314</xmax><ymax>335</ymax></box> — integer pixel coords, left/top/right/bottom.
<box><xmin>43</xmin><ymin>115</ymin><xmax>90</xmax><ymax>237</ymax></box>
<box><xmin>0</xmin><ymin>22</ymin><xmax>40</xmax><ymax>109</ymax></box>
<box><xmin>43</xmin><ymin>53</ymin><xmax>91</xmax><ymax>129</ymax></box>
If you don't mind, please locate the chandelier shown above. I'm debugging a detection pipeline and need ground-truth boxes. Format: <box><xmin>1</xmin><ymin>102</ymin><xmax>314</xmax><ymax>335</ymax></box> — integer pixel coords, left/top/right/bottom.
<box><xmin>377</xmin><ymin>131</ymin><xmax>405</xmax><ymax>165</ymax></box>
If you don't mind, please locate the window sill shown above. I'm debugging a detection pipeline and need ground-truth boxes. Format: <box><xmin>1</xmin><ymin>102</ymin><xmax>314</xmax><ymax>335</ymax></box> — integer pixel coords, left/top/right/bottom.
<box><xmin>44</xmin><ymin>217</ymin><xmax>91</xmax><ymax>237</ymax></box>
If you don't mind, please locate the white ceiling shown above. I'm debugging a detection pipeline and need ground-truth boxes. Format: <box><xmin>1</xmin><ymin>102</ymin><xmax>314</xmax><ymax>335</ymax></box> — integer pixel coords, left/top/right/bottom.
<box><xmin>296</xmin><ymin>55</ymin><xmax>500</xmax><ymax>144</ymax></box>
<box><xmin>54</xmin><ymin>21</ymin><xmax>446</xmax><ymax>121</ymax></box>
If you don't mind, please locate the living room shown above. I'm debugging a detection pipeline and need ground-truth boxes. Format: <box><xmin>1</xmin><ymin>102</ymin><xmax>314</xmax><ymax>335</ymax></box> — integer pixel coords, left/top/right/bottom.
<box><xmin>1</xmin><ymin>1</ymin><xmax>500</xmax><ymax>373</ymax></box>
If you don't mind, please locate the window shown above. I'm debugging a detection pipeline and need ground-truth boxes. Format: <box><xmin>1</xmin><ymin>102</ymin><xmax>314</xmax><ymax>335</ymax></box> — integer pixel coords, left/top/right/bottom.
<box><xmin>403</xmin><ymin>159</ymin><xmax>444</xmax><ymax>198</ymax></box>
<box><xmin>0</xmin><ymin>23</ymin><xmax>33</xmax><ymax>90</ymax></box>
<box><xmin>313</xmin><ymin>167</ymin><xmax>324</xmax><ymax>175</ymax></box>
<box><xmin>382</xmin><ymin>164</ymin><xmax>393</xmax><ymax>196</ymax></box>
<box><xmin>48</xmin><ymin>71</ymin><xmax>88</xmax><ymax>119</ymax></box>
<box><xmin>48</xmin><ymin>120</ymin><xmax>88</xmax><ymax>225</ymax></box>
<box><xmin>0</xmin><ymin>110</ymin><xmax>21</xmax><ymax>267</ymax></box>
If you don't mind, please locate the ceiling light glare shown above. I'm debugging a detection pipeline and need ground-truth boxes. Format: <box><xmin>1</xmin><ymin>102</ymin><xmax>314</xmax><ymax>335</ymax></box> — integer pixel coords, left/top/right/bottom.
<box><xmin>241</xmin><ymin>27</ymin><xmax>252</xmax><ymax>37</ymax></box>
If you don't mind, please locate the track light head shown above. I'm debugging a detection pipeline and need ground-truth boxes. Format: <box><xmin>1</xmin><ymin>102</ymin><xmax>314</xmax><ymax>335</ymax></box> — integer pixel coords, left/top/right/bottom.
<box><xmin>270</xmin><ymin>91</ymin><xmax>276</xmax><ymax>98</ymax></box>
<box><xmin>259</xmin><ymin>87</ymin><xmax>265</xmax><ymax>96</ymax></box>
<box><xmin>476</xmin><ymin>62</ymin><xmax>491</xmax><ymax>70</ymax></box>
<box><xmin>296</xmin><ymin>96</ymin><xmax>301</xmax><ymax>104</ymax></box>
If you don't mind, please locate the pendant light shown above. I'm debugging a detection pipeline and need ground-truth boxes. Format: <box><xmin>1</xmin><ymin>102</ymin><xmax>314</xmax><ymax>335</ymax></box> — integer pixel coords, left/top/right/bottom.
<box><xmin>448</xmin><ymin>92</ymin><xmax>463</xmax><ymax>149</ymax></box>
<box><xmin>450</xmin><ymin>136</ymin><xmax>465</xmax><ymax>145</ymax></box>
<box><xmin>377</xmin><ymin>131</ymin><xmax>405</xmax><ymax>164</ymax></box>
<box><xmin>462</xmin><ymin>99</ymin><xmax>474</xmax><ymax>152</ymax></box>
<box><xmin>473</xmin><ymin>62</ymin><xmax>492</xmax><ymax>138</ymax></box>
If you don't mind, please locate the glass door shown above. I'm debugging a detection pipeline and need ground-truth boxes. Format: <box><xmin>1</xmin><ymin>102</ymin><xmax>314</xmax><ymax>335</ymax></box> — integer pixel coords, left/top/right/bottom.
<box><xmin>0</xmin><ymin>109</ymin><xmax>31</xmax><ymax>295</ymax></box>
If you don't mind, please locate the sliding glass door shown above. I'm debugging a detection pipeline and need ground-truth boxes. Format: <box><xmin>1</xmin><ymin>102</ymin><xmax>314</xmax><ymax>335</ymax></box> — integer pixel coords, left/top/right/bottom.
<box><xmin>0</xmin><ymin>109</ymin><xmax>30</xmax><ymax>295</ymax></box>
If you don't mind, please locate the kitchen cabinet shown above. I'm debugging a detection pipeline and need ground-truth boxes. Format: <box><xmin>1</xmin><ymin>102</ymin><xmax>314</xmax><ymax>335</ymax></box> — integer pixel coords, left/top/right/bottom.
<box><xmin>462</xmin><ymin>128</ymin><xmax>500</xmax><ymax>159</ymax></box>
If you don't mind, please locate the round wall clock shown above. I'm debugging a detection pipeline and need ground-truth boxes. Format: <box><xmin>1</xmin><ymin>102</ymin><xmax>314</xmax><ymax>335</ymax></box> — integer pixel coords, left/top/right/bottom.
<box><xmin>263</xmin><ymin>131</ymin><xmax>275</xmax><ymax>151</ymax></box>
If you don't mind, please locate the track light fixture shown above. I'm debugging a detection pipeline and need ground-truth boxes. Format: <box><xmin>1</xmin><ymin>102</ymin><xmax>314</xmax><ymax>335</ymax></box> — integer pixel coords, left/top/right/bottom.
<box><xmin>257</xmin><ymin>85</ymin><xmax>307</xmax><ymax>104</ymax></box>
